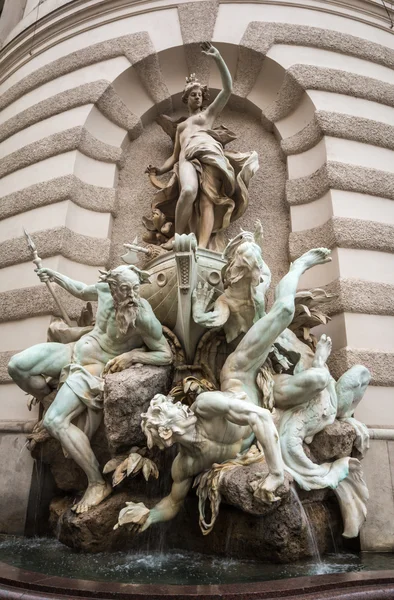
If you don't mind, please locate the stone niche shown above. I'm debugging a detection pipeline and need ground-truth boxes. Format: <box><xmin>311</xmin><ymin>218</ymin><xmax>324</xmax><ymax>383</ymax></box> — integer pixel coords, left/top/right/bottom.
<box><xmin>112</xmin><ymin>107</ymin><xmax>289</xmax><ymax>292</ymax></box>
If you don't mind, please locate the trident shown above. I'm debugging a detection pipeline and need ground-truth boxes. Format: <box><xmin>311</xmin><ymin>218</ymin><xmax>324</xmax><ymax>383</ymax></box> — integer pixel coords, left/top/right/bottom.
<box><xmin>23</xmin><ymin>228</ymin><xmax>73</xmax><ymax>327</ymax></box>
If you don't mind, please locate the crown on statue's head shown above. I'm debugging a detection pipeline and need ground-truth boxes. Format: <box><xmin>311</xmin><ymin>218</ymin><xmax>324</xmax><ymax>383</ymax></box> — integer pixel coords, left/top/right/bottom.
<box><xmin>182</xmin><ymin>73</ymin><xmax>209</xmax><ymax>105</ymax></box>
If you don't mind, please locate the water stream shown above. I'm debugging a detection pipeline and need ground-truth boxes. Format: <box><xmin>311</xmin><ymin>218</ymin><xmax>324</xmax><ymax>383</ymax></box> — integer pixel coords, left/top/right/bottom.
<box><xmin>290</xmin><ymin>486</ymin><xmax>322</xmax><ymax>563</ymax></box>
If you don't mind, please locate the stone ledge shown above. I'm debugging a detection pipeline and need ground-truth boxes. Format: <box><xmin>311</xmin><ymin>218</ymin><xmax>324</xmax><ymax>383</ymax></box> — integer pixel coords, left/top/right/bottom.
<box><xmin>289</xmin><ymin>217</ymin><xmax>394</xmax><ymax>259</ymax></box>
<box><xmin>0</xmin><ymin>80</ymin><xmax>109</xmax><ymax>144</ymax></box>
<box><xmin>265</xmin><ymin>65</ymin><xmax>394</xmax><ymax>124</ymax></box>
<box><xmin>281</xmin><ymin>112</ymin><xmax>394</xmax><ymax>156</ymax></box>
<box><xmin>286</xmin><ymin>162</ymin><xmax>394</xmax><ymax>205</ymax></box>
<box><xmin>0</xmin><ymin>227</ymin><xmax>111</xmax><ymax>269</ymax></box>
<box><xmin>233</xmin><ymin>21</ymin><xmax>394</xmax><ymax>103</ymax></box>
<box><xmin>0</xmin><ymin>284</ymin><xmax>95</xmax><ymax>328</ymax></box>
<box><xmin>329</xmin><ymin>347</ymin><xmax>394</xmax><ymax>386</ymax></box>
<box><xmin>0</xmin><ymin>175</ymin><xmax>116</xmax><ymax>220</ymax></box>
<box><xmin>0</xmin><ymin>126</ymin><xmax>122</xmax><ymax>179</ymax></box>
<box><xmin>0</xmin><ymin>32</ymin><xmax>171</xmax><ymax>114</ymax></box>
<box><xmin>316</xmin><ymin>278</ymin><xmax>394</xmax><ymax>318</ymax></box>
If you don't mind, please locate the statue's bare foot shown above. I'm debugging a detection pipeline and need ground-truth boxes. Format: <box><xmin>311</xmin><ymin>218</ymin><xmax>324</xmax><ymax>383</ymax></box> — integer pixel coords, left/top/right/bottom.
<box><xmin>314</xmin><ymin>334</ymin><xmax>332</xmax><ymax>364</ymax></box>
<box><xmin>251</xmin><ymin>472</ymin><xmax>284</xmax><ymax>504</ymax></box>
<box><xmin>294</xmin><ymin>248</ymin><xmax>331</xmax><ymax>272</ymax></box>
<box><xmin>72</xmin><ymin>481</ymin><xmax>112</xmax><ymax>514</ymax></box>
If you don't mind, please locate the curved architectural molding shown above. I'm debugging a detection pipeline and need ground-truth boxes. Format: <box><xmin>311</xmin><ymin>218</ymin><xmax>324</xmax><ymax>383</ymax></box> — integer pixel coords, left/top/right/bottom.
<box><xmin>282</xmin><ymin>112</ymin><xmax>394</xmax><ymax>156</ymax></box>
<box><xmin>233</xmin><ymin>22</ymin><xmax>394</xmax><ymax>107</ymax></box>
<box><xmin>178</xmin><ymin>0</ymin><xmax>219</xmax><ymax>81</ymax></box>
<box><xmin>0</xmin><ymin>176</ymin><xmax>116</xmax><ymax>220</ymax></box>
<box><xmin>329</xmin><ymin>347</ymin><xmax>394</xmax><ymax>386</ymax></box>
<box><xmin>318</xmin><ymin>278</ymin><xmax>394</xmax><ymax>317</ymax></box>
<box><xmin>95</xmin><ymin>84</ymin><xmax>143</xmax><ymax>139</ymax></box>
<box><xmin>0</xmin><ymin>285</ymin><xmax>92</xmax><ymax>326</ymax></box>
<box><xmin>0</xmin><ymin>32</ymin><xmax>171</xmax><ymax>113</ymax></box>
<box><xmin>0</xmin><ymin>227</ymin><xmax>111</xmax><ymax>269</ymax></box>
<box><xmin>264</xmin><ymin>65</ymin><xmax>394</xmax><ymax>124</ymax></box>
<box><xmin>286</xmin><ymin>162</ymin><xmax>394</xmax><ymax>205</ymax></box>
<box><xmin>289</xmin><ymin>217</ymin><xmax>394</xmax><ymax>258</ymax></box>
<box><xmin>0</xmin><ymin>127</ymin><xmax>121</xmax><ymax>178</ymax></box>
<box><xmin>0</xmin><ymin>80</ymin><xmax>109</xmax><ymax>144</ymax></box>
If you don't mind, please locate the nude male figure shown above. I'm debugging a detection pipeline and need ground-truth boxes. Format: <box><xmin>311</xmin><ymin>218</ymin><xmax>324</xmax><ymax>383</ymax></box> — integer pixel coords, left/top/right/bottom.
<box><xmin>115</xmin><ymin>247</ymin><xmax>331</xmax><ymax>533</ymax></box>
<box><xmin>8</xmin><ymin>265</ymin><xmax>172</xmax><ymax>513</ymax></box>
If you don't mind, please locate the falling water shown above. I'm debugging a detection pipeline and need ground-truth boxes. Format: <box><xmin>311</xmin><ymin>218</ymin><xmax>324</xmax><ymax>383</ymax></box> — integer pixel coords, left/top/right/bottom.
<box><xmin>290</xmin><ymin>486</ymin><xmax>322</xmax><ymax>563</ymax></box>
<box><xmin>322</xmin><ymin>503</ymin><xmax>339</xmax><ymax>554</ymax></box>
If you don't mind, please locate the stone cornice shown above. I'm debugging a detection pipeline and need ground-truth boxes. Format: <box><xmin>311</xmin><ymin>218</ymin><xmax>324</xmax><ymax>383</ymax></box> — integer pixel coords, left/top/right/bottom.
<box><xmin>0</xmin><ymin>227</ymin><xmax>111</xmax><ymax>269</ymax></box>
<box><xmin>286</xmin><ymin>162</ymin><xmax>394</xmax><ymax>205</ymax></box>
<box><xmin>0</xmin><ymin>126</ymin><xmax>121</xmax><ymax>178</ymax></box>
<box><xmin>0</xmin><ymin>176</ymin><xmax>116</xmax><ymax>220</ymax></box>
<box><xmin>329</xmin><ymin>347</ymin><xmax>394</xmax><ymax>386</ymax></box>
<box><xmin>0</xmin><ymin>31</ymin><xmax>171</xmax><ymax>112</ymax></box>
<box><xmin>234</xmin><ymin>21</ymin><xmax>394</xmax><ymax>102</ymax></box>
<box><xmin>0</xmin><ymin>81</ymin><xmax>141</xmax><ymax>144</ymax></box>
<box><xmin>289</xmin><ymin>217</ymin><xmax>394</xmax><ymax>259</ymax></box>
<box><xmin>312</xmin><ymin>278</ymin><xmax>394</xmax><ymax>317</ymax></box>
<box><xmin>0</xmin><ymin>284</ymin><xmax>93</xmax><ymax>326</ymax></box>
<box><xmin>281</xmin><ymin>112</ymin><xmax>394</xmax><ymax>156</ymax></box>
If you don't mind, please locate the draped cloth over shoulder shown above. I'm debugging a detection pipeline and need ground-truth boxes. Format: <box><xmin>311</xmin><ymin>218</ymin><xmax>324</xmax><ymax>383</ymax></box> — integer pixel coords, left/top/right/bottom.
<box><xmin>151</xmin><ymin>127</ymin><xmax>259</xmax><ymax>251</ymax></box>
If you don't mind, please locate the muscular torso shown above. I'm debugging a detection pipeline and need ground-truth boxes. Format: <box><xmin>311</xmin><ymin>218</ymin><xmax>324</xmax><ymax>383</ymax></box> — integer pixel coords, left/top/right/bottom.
<box><xmin>73</xmin><ymin>285</ymin><xmax>144</xmax><ymax>369</ymax></box>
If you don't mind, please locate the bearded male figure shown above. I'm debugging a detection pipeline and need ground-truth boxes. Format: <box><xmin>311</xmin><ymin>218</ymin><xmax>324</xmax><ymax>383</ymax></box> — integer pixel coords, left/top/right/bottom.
<box><xmin>8</xmin><ymin>265</ymin><xmax>172</xmax><ymax>513</ymax></box>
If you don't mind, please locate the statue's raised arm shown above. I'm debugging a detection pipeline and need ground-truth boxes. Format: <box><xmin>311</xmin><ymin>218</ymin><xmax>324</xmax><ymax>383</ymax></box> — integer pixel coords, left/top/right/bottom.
<box><xmin>201</xmin><ymin>42</ymin><xmax>232</xmax><ymax>122</ymax></box>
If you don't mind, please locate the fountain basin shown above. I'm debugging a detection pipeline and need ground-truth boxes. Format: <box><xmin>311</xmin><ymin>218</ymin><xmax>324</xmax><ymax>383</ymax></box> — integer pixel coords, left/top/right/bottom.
<box><xmin>0</xmin><ymin>537</ymin><xmax>394</xmax><ymax>599</ymax></box>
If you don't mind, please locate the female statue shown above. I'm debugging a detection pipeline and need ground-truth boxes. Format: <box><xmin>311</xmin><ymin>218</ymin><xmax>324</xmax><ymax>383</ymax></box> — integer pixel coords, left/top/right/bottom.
<box><xmin>145</xmin><ymin>42</ymin><xmax>259</xmax><ymax>250</ymax></box>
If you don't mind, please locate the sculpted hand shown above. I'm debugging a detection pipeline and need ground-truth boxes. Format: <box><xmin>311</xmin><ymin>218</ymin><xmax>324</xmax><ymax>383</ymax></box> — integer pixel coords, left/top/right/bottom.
<box><xmin>145</xmin><ymin>164</ymin><xmax>161</xmax><ymax>176</ymax></box>
<box><xmin>114</xmin><ymin>501</ymin><xmax>151</xmax><ymax>533</ymax></box>
<box><xmin>35</xmin><ymin>267</ymin><xmax>55</xmax><ymax>283</ymax></box>
<box><xmin>103</xmin><ymin>351</ymin><xmax>141</xmax><ymax>375</ymax></box>
<box><xmin>192</xmin><ymin>282</ymin><xmax>220</xmax><ymax>326</ymax></box>
<box><xmin>200</xmin><ymin>42</ymin><xmax>220</xmax><ymax>59</ymax></box>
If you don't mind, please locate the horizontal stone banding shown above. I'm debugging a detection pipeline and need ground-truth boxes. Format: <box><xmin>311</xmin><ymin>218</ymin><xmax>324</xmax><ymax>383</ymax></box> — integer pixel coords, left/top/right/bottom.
<box><xmin>281</xmin><ymin>112</ymin><xmax>394</xmax><ymax>156</ymax></box>
<box><xmin>313</xmin><ymin>278</ymin><xmax>394</xmax><ymax>317</ymax></box>
<box><xmin>0</xmin><ymin>285</ymin><xmax>95</xmax><ymax>327</ymax></box>
<box><xmin>0</xmin><ymin>176</ymin><xmax>116</xmax><ymax>220</ymax></box>
<box><xmin>0</xmin><ymin>227</ymin><xmax>111</xmax><ymax>269</ymax></box>
<box><xmin>265</xmin><ymin>66</ymin><xmax>394</xmax><ymax>123</ymax></box>
<box><xmin>0</xmin><ymin>32</ymin><xmax>170</xmax><ymax>113</ymax></box>
<box><xmin>0</xmin><ymin>81</ymin><xmax>108</xmax><ymax>144</ymax></box>
<box><xmin>329</xmin><ymin>347</ymin><xmax>394</xmax><ymax>386</ymax></box>
<box><xmin>289</xmin><ymin>217</ymin><xmax>394</xmax><ymax>258</ymax></box>
<box><xmin>234</xmin><ymin>22</ymin><xmax>394</xmax><ymax>101</ymax></box>
<box><xmin>286</xmin><ymin>162</ymin><xmax>394</xmax><ymax>205</ymax></box>
<box><xmin>0</xmin><ymin>127</ymin><xmax>121</xmax><ymax>179</ymax></box>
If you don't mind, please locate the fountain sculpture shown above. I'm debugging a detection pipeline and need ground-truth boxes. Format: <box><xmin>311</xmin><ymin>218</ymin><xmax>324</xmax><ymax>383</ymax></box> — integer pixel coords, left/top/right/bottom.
<box><xmin>8</xmin><ymin>43</ymin><xmax>371</xmax><ymax>564</ymax></box>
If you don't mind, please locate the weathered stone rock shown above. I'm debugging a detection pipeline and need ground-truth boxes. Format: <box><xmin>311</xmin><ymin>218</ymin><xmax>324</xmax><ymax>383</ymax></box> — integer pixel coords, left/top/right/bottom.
<box><xmin>308</xmin><ymin>419</ymin><xmax>357</xmax><ymax>463</ymax></box>
<box><xmin>104</xmin><ymin>363</ymin><xmax>173</xmax><ymax>453</ymax></box>
<box><xmin>219</xmin><ymin>462</ymin><xmax>293</xmax><ymax>516</ymax></box>
<box><xmin>52</xmin><ymin>488</ymin><xmax>343</xmax><ymax>561</ymax></box>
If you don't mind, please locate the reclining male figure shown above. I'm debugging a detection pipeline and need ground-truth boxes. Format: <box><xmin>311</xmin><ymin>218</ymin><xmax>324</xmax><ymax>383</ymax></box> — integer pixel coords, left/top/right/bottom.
<box><xmin>116</xmin><ymin>248</ymin><xmax>331</xmax><ymax>532</ymax></box>
<box><xmin>8</xmin><ymin>264</ymin><xmax>172</xmax><ymax>513</ymax></box>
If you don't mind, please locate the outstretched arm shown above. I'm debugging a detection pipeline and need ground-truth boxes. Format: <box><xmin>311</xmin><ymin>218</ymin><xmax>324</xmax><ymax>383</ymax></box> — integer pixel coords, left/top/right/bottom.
<box><xmin>114</xmin><ymin>476</ymin><xmax>193</xmax><ymax>533</ymax></box>
<box><xmin>146</xmin><ymin>130</ymin><xmax>181</xmax><ymax>176</ymax></box>
<box><xmin>202</xmin><ymin>42</ymin><xmax>232</xmax><ymax>121</ymax></box>
<box><xmin>36</xmin><ymin>268</ymin><xmax>98</xmax><ymax>301</ymax></box>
